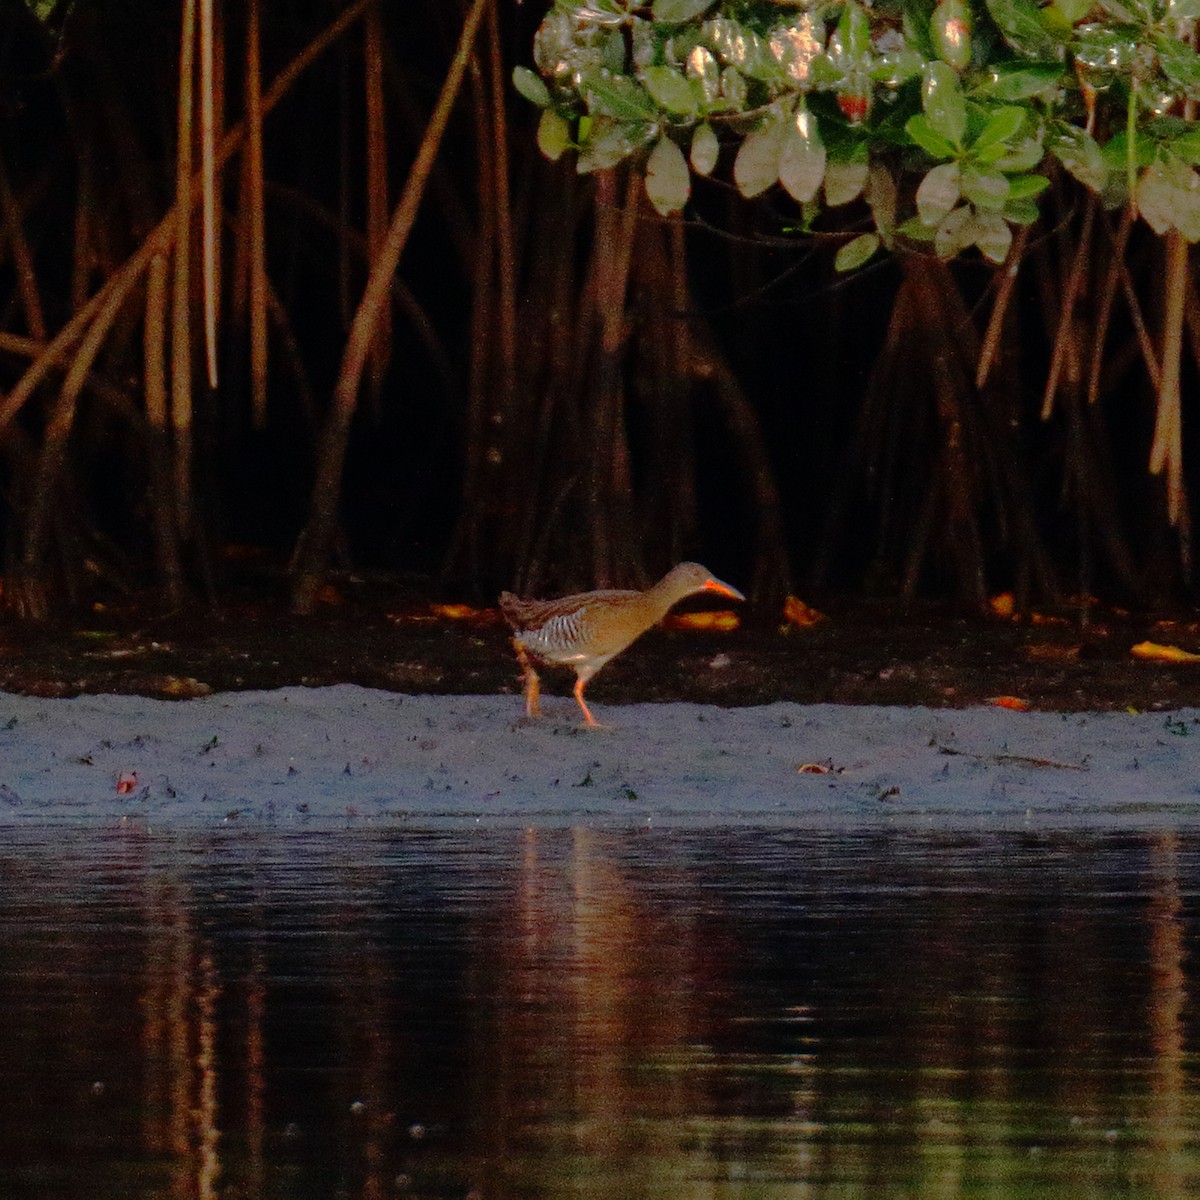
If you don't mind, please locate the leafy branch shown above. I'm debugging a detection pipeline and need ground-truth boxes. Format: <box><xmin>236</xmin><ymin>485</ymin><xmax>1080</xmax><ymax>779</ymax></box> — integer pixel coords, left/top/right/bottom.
<box><xmin>516</xmin><ymin>0</ymin><xmax>1200</xmax><ymax>264</ymax></box>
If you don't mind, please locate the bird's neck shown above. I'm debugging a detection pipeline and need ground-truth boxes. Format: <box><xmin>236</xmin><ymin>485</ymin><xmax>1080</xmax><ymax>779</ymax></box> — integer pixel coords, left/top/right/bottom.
<box><xmin>644</xmin><ymin>573</ymin><xmax>692</xmax><ymax>618</ymax></box>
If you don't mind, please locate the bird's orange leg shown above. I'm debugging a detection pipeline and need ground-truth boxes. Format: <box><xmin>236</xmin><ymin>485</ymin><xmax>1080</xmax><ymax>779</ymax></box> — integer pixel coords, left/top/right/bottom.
<box><xmin>573</xmin><ymin>676</ymin><xmax>599</xmax><ymax>727</ymax></box>
<box><xmin>513</xmin><ymin>640</ymin><xmax>541</xmax><ymax>718</ymax></box>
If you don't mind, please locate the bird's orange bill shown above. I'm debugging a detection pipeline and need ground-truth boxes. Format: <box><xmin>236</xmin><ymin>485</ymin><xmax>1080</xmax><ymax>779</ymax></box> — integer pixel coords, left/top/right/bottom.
<box><xmin>783</xmin><ymin>595</ymin><xmax>827</xmax><ymax>628</ymax></box>
<box><xmin>1131</xmin><ymin>640</ymin><xmax>1200</xmax><ymax>663</ymax></box>
<box><xmin>702</xmin><ymin>577</ymin><xmax>745</xmax><ymax>601</ymax></box>
<box><xmin>667</xmin><ymin>610</ymin><xmax>740</xmax><ymax>632</ymax></box>
<box><xmin>987</xmin><ymin>695</ymin><xmax>1030</xmax><ymax>711</ymax></box>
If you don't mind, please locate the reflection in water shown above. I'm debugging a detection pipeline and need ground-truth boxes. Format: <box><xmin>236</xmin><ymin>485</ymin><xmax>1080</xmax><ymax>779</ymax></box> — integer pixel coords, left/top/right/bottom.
<box><xmin>0</xmin><ymin>826</ymin><xmax>1197</xmax><ymax>1198</ymax></box>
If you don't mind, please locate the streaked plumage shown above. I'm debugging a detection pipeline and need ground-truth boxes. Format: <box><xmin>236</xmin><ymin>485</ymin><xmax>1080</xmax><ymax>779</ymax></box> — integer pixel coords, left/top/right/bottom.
<box><xmin>499</xmin><ymin>562</ymin><xmax>745</xmax><ymax>725</ymax></box>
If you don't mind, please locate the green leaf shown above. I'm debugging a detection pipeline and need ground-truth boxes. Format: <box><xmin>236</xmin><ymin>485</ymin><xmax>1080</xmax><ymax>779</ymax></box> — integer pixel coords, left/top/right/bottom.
<box><xmin>537</xmin><ymin>109</ymin><xmax>572</xmax><ymax>161</ymax></box>
<box><xmin>1137</xmin><ymin>157</ymin><xmax>1200</xmax><ymax>240</ymax></box>
<box><xmin>1155</xmin><ymin>35</ymin><xmax>1200</xmax><ymax>94</ymax></box>
<box><xmin>720</xmin><ymin>66</ymin><xmax>748</xmax><ymax>108</ymax></box>
<box><xmin>703</xmin><ymin>18</ymin><xmax>785</xmax><ymax>83</ymax></box>
<box><xmin>982</xmin><ymin>0</ymin><xmax>1063</xmax><ymax>59</ymax></box>
<box><xmin>577</xmin><ymin>118</ymin><xmax>656</xmax><ymax>173</ymax></box>
<box><xmin>653</xmin><ymin>0</ymin><xmax>715</xmax><ymax>21</ymax></box>
<box><xmin>641</xmin><ymin>65</ymin><xmax>699</xmax><ymax>116</ymax></box>
<box><xmin>917</xmin><ymin>160</ymin><xmax>962</xmax><ymax>223</ymax></box>
<box><xmin>976</xmin><ymin>62</ymin><xmax>1064</xmax><ymax>100</ymax></box>
<box><xmin>1073</xmin><ymin>23</ymin><xmax>1139</xmax><ymax>75</ymax></box>
<box><xmin>825</xmin><ymin>159</ymin><xmax>870</xmax><ymax>206</ymax></box>
<box><xmin>973</xmin><ymin>211</ymin><xmax>1014</xmax><ymax>262</ymax></box>
<box><xmin>734</xmin><ymin>116</ymin><xmax>786</xmax><ymax>197</ymax></box>
<box><xmin>961</xmin><ymin>167</ymin><xmax>1011</xmax><ymax>209</ymax></box>
<box><xmin>903</xmin><ymin>0</ymin><xmax>938</xmax><ymax>60</ymax></box>
<box><xmin>779</xmin><ymin>106</ymin><xmax>826</xmax><ymax>203</ymax></box>
<box><xmin>932</xmin><ymin>0</ymin><xmax>973</xmax><ymax>71</ymax></box>
<box><xmin>1049</xmin><ymin>0</ymin><xmax>1092</xmax><ymax>24</ymax></box>
<box><xmin>923</xmin><ymin>61</ymin><xmax>968</xmax><ymax>146</ymax></box>
<box><xmin>584</xmin><ymin>74</ymin><xmax>658</xmax><ymax>122</ymax></box>
<box><xmin>685</xmin><ymin>45</ymin><xmax>722</xmax><ymax>105</ymax></box>
<box><xmin>897</xmin><ymin>215</ymin><xmax>939</xmax><ymax>241</ymax></box>
<box><xmin>691</xmin><ymin>122</ymin><xmax>720</xmax><ymax>175</ymax></box>
<box><xmin>645</xmin><ymin>136</ymin><xmax>692</xmax><ymax>216</ymax></box>
<box><xmin>974</xmin><ymin>106</ymin><xmax>1026</xmax><ymax>150</ymax></box>
<box><xmin>992</xmin><ymin>134</ymin><xmax>1046</xmax><ymax>173</ymax></box>
<box><xmin>513</xmin><ymin>66</ymin><xmax>552</xmax><ymax>109</ymax></box>
<box><xmin>906</xmin><ymin>114</ymin><xmax>958</xmax><ymax>159</ymax></box>
<box><xmin>872</xmin><ymin>44</ymin><xmax>927</xmax><ymax>86</ymax></box>
<box><xmin>1048</xmin><ymin>123</ymin><xmax>1107</xmax><ymax>191</ymax></box>
<box><xmin>1094</xmin><ymin>0</ymin><xmax>1142</xmax><ymax>20</ymax></box>
<box><xmin>836</xmin><ymin>2</ymin><xmax>873</xmax><ymax>61</ymax></box>
<box><xmin>835</xmin><ymin>232</ymin><xmax>881</xmax><ymax>271</ymax></box>
<box><xmin>1003</xmin><ymin>195</ymin><xmax>1042</xmax><ymax>223</ymax></box>
<box><xmin>771</xmin><ymin>14</ymin><xmax>829</xmax><ymax>86</ymax></box>
<box><xmin>1005</xmin><ymin>172</ymin><xmax>1051</xmax><ymax>200</ymax></box>
<box><xmin>1158</xmin><ymin>125</ymin><xmax>1200</xmax><ymax>166</ymax></box>
<box><xmin>934</xmin><ymin>205</ymin><xmax>976</xmax><ymax>256</ymax></box>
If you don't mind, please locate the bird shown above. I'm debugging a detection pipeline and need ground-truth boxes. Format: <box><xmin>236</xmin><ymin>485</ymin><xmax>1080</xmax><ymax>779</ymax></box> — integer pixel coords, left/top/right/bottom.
<box><xmin>499</xmin><ymin>562</ymin><xmax>745</xmax><ymax>726</ymax></box>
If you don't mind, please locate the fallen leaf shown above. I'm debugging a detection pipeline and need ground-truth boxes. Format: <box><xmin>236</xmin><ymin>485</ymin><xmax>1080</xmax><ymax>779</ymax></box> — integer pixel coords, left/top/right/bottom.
<box><xmin>783</xmin><ymin>595</ymin><xmax>827</xmax><ymax>628</ymax></box>
<box><xmin>430</xmin><ymin>603</ymin><xmax>483</xmax><ymax>620</ymax></box>
<box><xmin>668</xmin><ymin>610</ymin><xmax>741</xmax><ymax>631</ymax></box>
<box><xmin>387</xmin><ymin>611</ymin><xmax>438</xmax><ymax>624</ymax></box>
<box><xmin>989</xmin><ymin>592</ymin><xmax>1015</xmax><ymax>618</ymax></box>
<box><xmin>1030</xmin><ymin>612</ymin><xmax>1069</xmax><ymax>626</ymax></box>
<box><xmin>159</xmin><ymin>676</ymin><xmax>214</xmax><ymax>698</ymax></box>
<box><xmin>1131</xmin><ymin>641</ymin><xmax>1200</xmax><ymax>663</ymax></box>
<box><xmin>1024</xmin><ymin>643</ymin><xmax>1081</xmax><ymax>662</ymax></box>
<box><xmin>988</xmin><ymin>695</ymin><xmax>1030</xmax><ymax>710</ymax></box>
<box><xmin>116</xmin><ymin>771</ymin><xmax>138</xmax><ymax>795</ymax></box>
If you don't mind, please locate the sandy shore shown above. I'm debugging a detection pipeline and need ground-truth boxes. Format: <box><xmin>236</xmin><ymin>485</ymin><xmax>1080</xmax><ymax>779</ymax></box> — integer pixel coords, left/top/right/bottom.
<box><xmin>2</xmin><ymin>684</ymin><xmax>1200</xmax><ymax>829</ymax></box>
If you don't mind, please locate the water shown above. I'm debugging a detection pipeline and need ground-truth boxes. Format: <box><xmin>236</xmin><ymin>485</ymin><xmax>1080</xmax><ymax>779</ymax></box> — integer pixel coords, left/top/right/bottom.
<box><xmin>0</xmin><ymin>826</ymin><xmax>1197</xmax><ymax>1198</ymax></box>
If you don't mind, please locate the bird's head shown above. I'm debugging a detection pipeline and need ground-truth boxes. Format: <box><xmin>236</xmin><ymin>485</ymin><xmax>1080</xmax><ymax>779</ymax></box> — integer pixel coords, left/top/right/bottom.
<box><xmin>666</xmin><ymin>562</ymin><xmax>746</xmax><ymax>603</ymax></box>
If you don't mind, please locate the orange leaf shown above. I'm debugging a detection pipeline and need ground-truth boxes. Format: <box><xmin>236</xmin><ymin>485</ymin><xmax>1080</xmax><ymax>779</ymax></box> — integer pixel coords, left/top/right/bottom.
<box><xmin>430</xmin><ymin>602</ymin><xmax>481</xmax><ymax>620</ymax></box>
<box><xmin>116</xmin><ymin>771</ymin><xmax>139</xmax><ymax>795</ymax></box>
<box><xmin>668</xmin><ymin>610</ymin><xmax>741</xmax><ymax>632</ymax></box>
<box><xmin>797</xmin><ymin>762</ymin><xmax>831</xmax><ymax>774</ymax></box>
<box><xmin>989</xmin><ymin>592</ymin><xmax>1015</xmax><ymax>618</ymax></box>
<box><xmin>988</xmin><ymin>695</ymin><xmax>1030</xmax><ymax>710</ymax></box>
<box><xmin>1030</xmin><ymin>612</ymin><xmax>1069</xmax><ymax>626</ymax></box>
<box><xmin>783</xmin><ymin>595</ymin><xmax>827</xmax><ymax>628</ymax></box>
<box><xmin>1131</xmin><ymin>640</ymin><xmax>1200</xmax><ymax>663</ymax></box>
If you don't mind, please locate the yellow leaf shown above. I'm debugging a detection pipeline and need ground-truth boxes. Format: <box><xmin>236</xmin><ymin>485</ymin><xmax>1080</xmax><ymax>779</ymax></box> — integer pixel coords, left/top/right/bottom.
<box><xmin>1131</xmin><ymin>640</ymin><xmax>1200</xmax><ymax>663</ymax></box>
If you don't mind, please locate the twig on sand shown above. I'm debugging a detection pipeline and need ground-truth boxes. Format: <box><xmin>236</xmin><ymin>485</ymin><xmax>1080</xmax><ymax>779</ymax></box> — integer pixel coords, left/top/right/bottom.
<box><xmin>936</xmin><ymin>744</ymin><xmax>1088</xmax><ymax>771</ymax></box>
